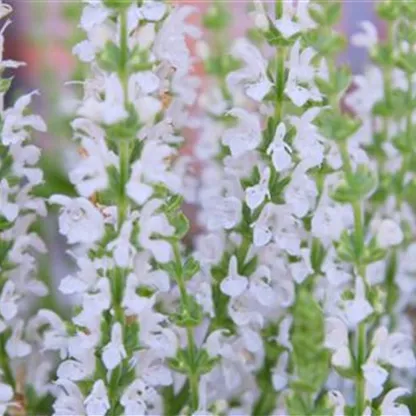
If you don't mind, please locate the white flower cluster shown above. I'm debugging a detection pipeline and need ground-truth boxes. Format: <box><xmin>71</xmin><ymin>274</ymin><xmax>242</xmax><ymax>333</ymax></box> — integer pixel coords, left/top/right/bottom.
<box><xmin>35</xmin><ymin>1</ymin><xmax>202</xmax><ymax>415</ymax></box>
<box><xmin>1</xmin><ymin>0</ymin><xmax>416</xmax><ymax>415</ymax></box>
<box><xmin>0</xmin><ymin>2</ymin><xmax>54</xmax><ymax>415</ymax></box>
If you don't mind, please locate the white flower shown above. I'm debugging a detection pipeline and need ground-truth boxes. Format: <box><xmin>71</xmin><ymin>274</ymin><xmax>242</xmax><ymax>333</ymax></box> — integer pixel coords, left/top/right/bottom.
<box><xmin>0</xmin><ymin>179</ymin><xmax>18</xmax><ymax>221</ymax></box>
<box><xmin>289</xmin><ymin>248</ymin><xmax>313</xmax><ymax>284</ymax></box>
<box><xmin>0</xmin><ymin>281</ymin><xmax>19</xmax><ymax>324</ymax></box>
<box><xmin>379</xmin><ymin>388</ymin><xmax>410</xmax><ymax>416</ymax></box>
<box><xmin>285</xmin><ymin>41</ymin><xmax>321</xmax><ymax>107</ymax></box>
<box><xmin>53</xmin><ymin>379</ymin><xmax>85</xmax><ymax>416</ymax></box>
<box><xmin>122</xmin><ymin>273</ymin><xmax>155</xmax><ymax>316</ymax></box>
<box><xmin>351</xmin><ymin>21</ymin><xmax>378</xmax><ymax>50</ymax></box>
<box><xmin>195</xmin><ymin>233</ymin><xmax>225</xmax><ymax>265</ymax></box>
<box><xmin>227</xmin><ymin>38</ymin><xmax>273</xmax><ymax>101</ymax></box>
<box><xmin>249</xmin><ymin>265</ymin><xmax>275</xmax><ymax>307</ymax></box>
<box><xmin>50</xmin><ymin>195</ymin><xmax>105</xmax><ymax>244</ymax></box>
<box><xmin>139</xmin><ymin>310</ymin><xmax>178</xmax><ymax>358</ymax></box>
<box><xmin>154</xmin><ymin>6</ymin><xmax>201</xmax><ymax>74</ymax></box>
<box><xmin>325</xmin><ymin>317</ymin><xmax>352</xmax><ymax>369</ymax></box>
<box><xmin>312</xmin><ymin>203</ymin><xmax>346</xmax><ymax>243</ymax></box>
<box><xmin>30</xmin><ymin>309</ymin><xmax>67</xmax><ymax>358</ymax></box>
<box><xmin>370</xmin><ymin>327</ymin><xmax>416</xmax><ymax>369</ymax></box>
<box><xmin>273</xmin><ymin>0</ymin><xmax>315</xmax><ymax>39</ymax></box>
<box><xmin>285</xmin><ymin>167</ymin><xmax>317</xmax><ymax>218</ymax></box>
<box><xmin>121</xmin><ymin>379</ymin><xmax>160</xmax><ymax>416</ymax></box>
<box><xmin>228</xmin><ymin>293</ymin><xmax>263</xmax><ymax>327</ymax></box>
<box><xmin>5</xmin><ymin>319</ymin><xmax>31</xmax><ymax>358</ymax></box>
<box><xmin>267</xmin><ymin>122</ymin><xmax>292</xmax><ymax>172</ymax></box>
<box><xmin>289</xmin><ymin>107</ymin><xmax>324</xmax><ymax>169</ymax></box>
<box><xmin>272</xmin><ymin>352</ymin><xmax>289</xmax><ymax>391</ymax></box>
<box><xmin>327</xmin><ymin>390</ymin><xmax>345</xmax><ymax>416</ymax></box>
<box><xmin>1</xmin><ymin>91</ymin><xmax>46</xmax><ymax>146</ymax></box>
<box><xmin>79</xmin><ymin>3</ymin><xmax>109</xmax><ymax>32</ymax></box>
<box><xmin>252</xmin><ymin>203</ymin><xmax>276</xmax><ymax>247</ymax></box>
<box><xmin>75</xmin><ymin>278</ymin><xmax>111</xmax><ymax>325</ymax></box>
<box><xmin>59</xmin><ymin>255</ymin><xmax>99</xmax><ymax>295</ymax></box>
<box><xmin>206</xmin><ymin>196</ymin><xmax>242</xmax><ymax>231</ymax></box>
<box><xmin>220</xmin><ymin>256</ymin><xmax>248</xmax><ymax>298</ymax></box>
<box><xmin>362</xmin><ymin>361</ymin><xmax>388</xmax><ymax>400</ymax></box>
<box><xmin>107</xmin><ymin>219</ymin><xmax>136</xmax><ymax>267</ymax></box>
<box><xmin>222</xmin><ymin>108</ymin><xmax>262</xmax><ymax>157</ymax></box>
<box><xmin>138</xmin><ymin>199</ymin><xmax>174</xmax><ymax>263</ymax></box>
<box><xmin>84</xmin><ymin>380</ymin><xmax>110</xmax><ymax>416</ymax></box>
<box><xmin>245</xmin><ymin>166</ymin><xmax>270</xmax><ymax>210</ymax></box>
<box><xmin>325</xmin><ymin>317</ymin><xmax>349</xmax><ymax>351</ymax></box>
<box><xmin>69</xmin><ymin>137</ymin><xmax>113</xmax><ymax>198</ymax></box>
<box><xmin>0</xmin><ymin>380</ymin><xmax>13</xmax><ymax>416</ymax></box>
<box><xmin>340</xmin><ymin>277</ymin><xmax>373</xmax><ymax>328</ymax></box>
<box><xmin>102</xmin><ymin>322</ymin><xmax>127</xmax><ymax>371</ymax></box>
<box><xmin>78</xmin><ymin>73</ymin><xmax>128</xmax><ymax>125</ymax></box>
<box><xmin>376</xmin><ymin>219</ymin><xmax>403</xmax><ymax>249</ymax></box>
<box><xmin>9</xmin><ymin>142</ymin><xmax>43</xmax><ymax>185</ymax></box>
<box><xmin>57</xmin><ymin>352</ymin><xmax>95</xmax><ymax>381</ymax></box>
<box><xmin>138</xmin><ymin>1</ymin><xmax>166</xmax><ymax>21</ymax></box>
<box><xmin>127</xmin><ymin>140</ymin><xmax>181</xmax><ymax>202</ymax></box>
<box><xmin>126</xmin><ymin>161</ymin><xmax>154</xmax><ymax>205</ymax></box>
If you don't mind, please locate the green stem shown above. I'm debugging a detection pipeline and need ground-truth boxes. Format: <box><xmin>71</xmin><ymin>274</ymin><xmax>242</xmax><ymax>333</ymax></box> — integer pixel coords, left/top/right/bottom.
<box><xmin>118</xmin><ymin>141</ymin><xmax>130</xmax><ymax>229</ymax></box>
<box><xmin>274</xmin><ymin>0</ymin><xmax>285</xmax><ymax>122</ymax></box>
<box><xmin>355</xmin><ymin>322</ymin><xmax>366</xmax><ymax>416</ymax></box>
<box><xmin>117</xmin><ymin>9</ymin><xmax>130</xmax><ymax>230</ymax></box>
<box><xmin>172</xmin><ymin>242</ymin><xmax>199</xmax><ymax>413</ymax></box>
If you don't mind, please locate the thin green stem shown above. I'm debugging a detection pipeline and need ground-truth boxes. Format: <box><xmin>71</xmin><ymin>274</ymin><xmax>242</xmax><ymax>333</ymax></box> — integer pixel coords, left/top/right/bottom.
<box><xmin>355</xmin><ymin>322</ymin><xmax>366</xmax><ymax>416</ymax></box>
<box><xmin>274</xmin><ymin>0</ymin><xmax>286</xmax><ymax>122</ymax></box>
<box><xmin>117</xmin><ymin>9</ymin><xmax>130</xmax><ymax>230</ymax></box>
<box><xmin>172</xmin><ymin>242</ymin><xmax>199</xmax><ymax>413</ymax></box>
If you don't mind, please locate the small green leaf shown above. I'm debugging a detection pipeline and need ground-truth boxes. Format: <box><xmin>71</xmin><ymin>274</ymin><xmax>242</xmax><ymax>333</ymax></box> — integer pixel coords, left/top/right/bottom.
<box><xmin>332</xmin><ymin>165</ymin><xmax>377</xmax><ymax>204</ymax></box>
<box><xmin>183</xmin><ymin>257</ymin><xmax>200</xmax><ymax>281</ymax></box>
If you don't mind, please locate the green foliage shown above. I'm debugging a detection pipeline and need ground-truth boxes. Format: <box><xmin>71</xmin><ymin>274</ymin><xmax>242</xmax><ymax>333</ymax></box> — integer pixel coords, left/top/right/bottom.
<box><xmin>331</xmin><ymin>165</ymin><xmax>377</xmax><ymax>204</ymax></box>
<box><xmin>290</xmin><ymin>288</ymin><xmax>330</xmax><ymax>396</ymax></box>
<box><xmin>315</xmin><ymin>109</ymin><xmax>361</xmax><ymax>142</ymax></box>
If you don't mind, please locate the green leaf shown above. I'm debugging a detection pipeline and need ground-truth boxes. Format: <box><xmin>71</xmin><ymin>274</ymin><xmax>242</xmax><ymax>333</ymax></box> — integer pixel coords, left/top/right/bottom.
<box><xmin>97</xmin><ymin>42</ymin><xmax>121</xmax><ymax>72</ymax></box>
<box><xmin>310</xmin><ymin>238</ymin><xmax>326</xmax><ymax>273</ymax></box>
<box><xmin>171</xmin><ymin>297</ymin><xmax>203</xmax><ymax>328</ymax></box>
<box><xmin>376</xmin><ymin>1</ymin><xmax>402</xmax><ymax>21</ymax></box>
<box><xmin>331</xmin><ymin>165</ymin><xmax>377</xmax><ymax>203</ymax></box>
<box><xmin>102</xmin><ymin>0</ymin><xmax>131</xmax><ymax>10</ymax></box>
<box><xmin>315</xmin><ymin>65</ymin><xmax>351</xmax><ymax>98</ymax></box>
<box><xmin>171</xmin><ymin>212</ymin><xmax>190</xmax><ymax>239</ymax></box>
<box><xmin>363</xmin><ymin>237</ymin><xmax>386</xmax><ymax>265</ymax></box>
<box><xmin>106</xmin><ymin>104</ymin><xmax>140</xmax><ymax>142</ymax></box>
<box><xmin>195</xmin><ymin>349</ymin><xmax>219</xmax><ymax>375</ymax></box>
<box><xmin>316</xmin><ymin>109</ymin><xmax>361</xmax><ymax>142</ymax></box>
<box><xmin>0</xmin><ymin>77</ymin><xmax>12</xmax><ymax>94</ymax></box>
<box><xmin>202</xmin><ymin>4</ymin><xmax>231</xmax><ymax>30</ymax></box>
<box><xmin>336</xmin><ymin>230</ymin><xmax>357</xmax><ymax>264</ymax></box>
<box><xmin>304</xmin><ymin>29</ymin><xmax>346</xmax><ymax>56</ymax></box>
<box><xmin>291</xmin><ymin>288</ymin><xmax>330</xmax><ymax>394</ymax></box>
<box><xmin>183</xmin><ymin>257</ymin><xmax>200</xmax><ymax>281</ymax></box>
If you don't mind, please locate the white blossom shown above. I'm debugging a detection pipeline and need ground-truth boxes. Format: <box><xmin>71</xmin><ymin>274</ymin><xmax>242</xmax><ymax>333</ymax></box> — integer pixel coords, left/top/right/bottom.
<box><xmin>220</xmin><ymin>256</ymin><xmax>248</xmax><ymax>298</ymax></box>
<box><xmin>84</xmin><ymin>380</ymin><xmax>110</xmax><ymax>416</ymax></box>
<box><xmin>102</xmin><ymin>323</ymin><xmax>127</xmax><ymax>371</ymax></box>
<box><xmin>227</xmin><ymin>38</ymin><xmax>273</xmax><ymax>101</ymax></box>
<box><xmin>49</xmin><ymin>195</ymin><xmax>105</xmax><ymax>244</ymax></box>
<box><xmin>222</xmin><ymin>108</ymin><xmax>262</xmax><ymax>157</ymax></box>
<box><xmin>267</xmin><ymin>122</ymin><xmax>292</xmax><ymax>172</ymax></box>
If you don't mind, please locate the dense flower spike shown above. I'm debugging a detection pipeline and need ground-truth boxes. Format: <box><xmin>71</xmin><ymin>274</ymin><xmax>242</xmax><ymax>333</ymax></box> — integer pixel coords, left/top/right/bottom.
<box><xmin>2</xmin><ymin>0</ymin><xmax>416</xmax><ymax>414</ymax></box>
<box><xmin>0</xmin><ymin>3</ymin><xmax>52</xmax><ymax>415</ymax></box>
<box><xmin>43</xmin><ymin>1</ymin><xmax>205</xmax><ymax>414</ymax></box>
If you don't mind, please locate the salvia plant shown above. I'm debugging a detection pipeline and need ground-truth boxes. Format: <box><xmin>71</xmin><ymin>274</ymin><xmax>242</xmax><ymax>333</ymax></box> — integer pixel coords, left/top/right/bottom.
<box><xmin>1</xmin><ymin>0</ymin><xmax>416</xmax><ymax>415</ymax></box>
